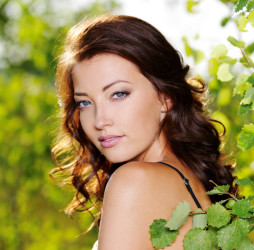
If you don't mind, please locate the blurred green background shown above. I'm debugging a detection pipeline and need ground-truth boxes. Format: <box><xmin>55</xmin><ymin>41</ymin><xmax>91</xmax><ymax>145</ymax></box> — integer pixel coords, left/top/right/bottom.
<box><xmin>0</xmin><ymin>0</ymin><xmax>253</xmax><ymax>249</ymax></box>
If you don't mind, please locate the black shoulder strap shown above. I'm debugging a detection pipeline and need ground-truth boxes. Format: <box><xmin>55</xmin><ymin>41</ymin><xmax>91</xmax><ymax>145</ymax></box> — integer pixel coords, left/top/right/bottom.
<box><xmin>157</xmin><ymin>161</ymin><xmax>202</xmax><ymax>209</ymax></box>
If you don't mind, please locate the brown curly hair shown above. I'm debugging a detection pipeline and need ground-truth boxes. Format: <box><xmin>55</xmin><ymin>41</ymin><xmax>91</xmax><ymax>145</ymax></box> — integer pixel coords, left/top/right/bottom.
<box><xmin>50</xmin><ymin>14</ymin><xmax>234</xmax><ymax>231</ymax></box>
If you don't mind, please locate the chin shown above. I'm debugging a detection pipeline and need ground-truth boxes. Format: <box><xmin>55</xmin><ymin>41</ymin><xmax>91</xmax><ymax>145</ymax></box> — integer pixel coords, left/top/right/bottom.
<box><xmin>103</xmin><ymin>152</ymin><xmax>134</xmax><ymax>164</ymax></box>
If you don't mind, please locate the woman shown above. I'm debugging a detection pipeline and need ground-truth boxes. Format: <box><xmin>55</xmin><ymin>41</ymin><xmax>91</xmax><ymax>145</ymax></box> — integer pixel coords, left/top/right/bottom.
<box><xmin>51</xmin><ymin>15</ymin><xmax>234</xmax><ymax>249</ymax></box>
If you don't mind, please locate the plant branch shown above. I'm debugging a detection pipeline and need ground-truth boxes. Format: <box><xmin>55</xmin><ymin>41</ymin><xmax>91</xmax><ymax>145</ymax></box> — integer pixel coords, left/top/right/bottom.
<box><xmin>240</xmin><ymin>48</ymin><xmax>254</xmax><ymax>69</ymax></box>
<box><xmin>209</xmin><ymin>180</ymin><xmax>239</xmax><ymax>201</ymax></box>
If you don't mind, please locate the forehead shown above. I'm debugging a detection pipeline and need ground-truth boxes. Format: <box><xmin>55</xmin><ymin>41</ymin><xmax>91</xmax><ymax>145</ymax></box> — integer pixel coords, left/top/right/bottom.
<box><xmin>72</xmin><ymin>53</ymin><xmax>142</xmax><ymax>90</ymax></box>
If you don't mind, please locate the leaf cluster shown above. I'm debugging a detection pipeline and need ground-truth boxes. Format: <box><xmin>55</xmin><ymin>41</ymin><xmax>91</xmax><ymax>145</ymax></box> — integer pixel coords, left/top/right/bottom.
<box><xmin>149</xmin><ymin>179</ymin><xmax>254</xmax><ymax>249</ymax></box>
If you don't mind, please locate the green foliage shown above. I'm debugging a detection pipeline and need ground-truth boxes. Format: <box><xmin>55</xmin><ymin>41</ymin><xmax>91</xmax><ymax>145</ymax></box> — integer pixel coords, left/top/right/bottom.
<box><xmin>232</xmin><ymin>199</ymin><xmax>254</xmax><ymax>218</ymax></box>
<box><xmin>149</xmin><ymin>181</ymin><xmax>254</xmax><ymax>249</ymax></box>
<box><xmin>227</xmin><ymin>35</ymin><xmax>246</xmax><ymax>48</ymax></box>
<box><xmin>192</xmin><ymin>209</ymin><xmax>208</xmax><ymax>229</ymax></box>
<box><xmin>218</xmin><ymin>218</ymin><xmax>251</xmax><ymax>249</ymax></box>
<box><xmin>235</xmin><ymin>0</ymin><xmax>249</xmax><ymax>12</ymax></box>
<box><xmin>165</xmin><ymin>201</ymin><xmax>191</xmax><ymax>230</ymax></box>
<box><xmin>149</xmin><ymin>219</ymin><xmax>179</xmax><ymax>249</ymax></box>
<box><xmin>217</xmin><ymin>63</ymin><xmax>234</xmax><ymax>81</ymax></box>
<box><xmin>186</xmin><ymin>0</ymin><xmax>200</xmax><ymax>13</ymax></box>
<box><xmin>211</xmin><ymin>44</ymin><xmax>228</xmax><ymax>58</ymax></box>
<box><xmin>183</xmin><ymin>228</ymin><xmax>214</xmax><ymax>250</ymax></box>
<box><xmin>237</xmin><ymin>124</ymin><xmax>254</xmax><ymax>150</ymax></box>
<box><xmin>235</xmin><ymin>177</ymin><xmax>254</xmax><ymax>185</ymax></box>
<box><xmin>205</xmin><ymin>184</ymin><xmax>230</xmax><ymax>195</ymax></box>
<box><xmin>207</xmin><ymin>203</ymin><xmax>231</xmax><ymax>228</ymax></box>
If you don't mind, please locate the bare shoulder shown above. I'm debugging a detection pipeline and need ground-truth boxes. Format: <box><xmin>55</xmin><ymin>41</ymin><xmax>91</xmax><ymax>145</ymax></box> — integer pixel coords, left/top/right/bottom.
<box><xmin>104</xmin><ymin>161</ymin><xmax>180</xmax><ymax>205</ymax></box>
<box><xmin>104</xmin><ymin>161</ymin><xmax>192</xmax><ymax>211</ymax></box>
<box><xmin>98</xmin><ymin>161</ymin><xmax>192</xmax><ymax>249</ymax></box>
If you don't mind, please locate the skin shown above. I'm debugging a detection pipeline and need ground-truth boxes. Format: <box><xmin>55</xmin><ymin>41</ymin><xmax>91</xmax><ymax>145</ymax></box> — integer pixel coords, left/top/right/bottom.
<box><xmin>72</xmin><ymin>53</ymin><xmax>211</xmax><ymax>249</ymax></box>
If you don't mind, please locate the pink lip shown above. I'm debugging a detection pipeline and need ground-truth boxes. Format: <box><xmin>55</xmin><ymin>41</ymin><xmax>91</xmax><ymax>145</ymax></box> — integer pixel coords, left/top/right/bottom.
<box><xmin>98</xmin><ymin>135</ymin><xmax>123</xmax><ymax>148</ymax></box>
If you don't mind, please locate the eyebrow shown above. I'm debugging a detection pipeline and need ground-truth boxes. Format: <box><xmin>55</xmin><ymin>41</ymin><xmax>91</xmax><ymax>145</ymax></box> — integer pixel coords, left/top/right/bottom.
<box><xmin>74</xmin><ymin>80</ymin><xmax>131</xmax><ymax>96</ymax></box>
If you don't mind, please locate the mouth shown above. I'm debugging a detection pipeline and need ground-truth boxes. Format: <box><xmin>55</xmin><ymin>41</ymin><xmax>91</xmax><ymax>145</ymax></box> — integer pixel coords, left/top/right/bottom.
<box><xmin>98</xmin><ymin>135</ymin><xmax>123</xmax><ymax>148</ymax></box>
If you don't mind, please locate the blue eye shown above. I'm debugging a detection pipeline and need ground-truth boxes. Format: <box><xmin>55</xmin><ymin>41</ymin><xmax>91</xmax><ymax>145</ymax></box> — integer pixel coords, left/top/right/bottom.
<box><xmin>77</xmin><ymin>100</ymin><xmax>91</xmax><ymax>109</ymax></box>
<box><xmin>112</xmin><ymin>91</ymin><xmax>129</xmax><ymax>99</ymax></box>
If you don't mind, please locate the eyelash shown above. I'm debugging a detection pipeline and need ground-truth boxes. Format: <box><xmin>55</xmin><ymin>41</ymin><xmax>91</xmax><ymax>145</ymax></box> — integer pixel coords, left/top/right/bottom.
<box><xmin>76</xmin><ymin>91</ymin><xmax>130</xmax><ymax>110</ymax></box>
<box><xmin>112</xmin><ymin>91</ymin><xmax>130</xmax><ymax>100</ymax></box>
<box><xmin>76</xmin><ymin>100</ymin><xmax>91</xmax><ymax>109</ymax></box>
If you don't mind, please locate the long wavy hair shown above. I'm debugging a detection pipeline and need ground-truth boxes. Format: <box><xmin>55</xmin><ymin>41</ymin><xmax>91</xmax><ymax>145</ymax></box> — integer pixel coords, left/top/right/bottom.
<box><xmin>50</xmin><ymin>14</ymin><xmax>234</xmax><ymax>231</ymax></box>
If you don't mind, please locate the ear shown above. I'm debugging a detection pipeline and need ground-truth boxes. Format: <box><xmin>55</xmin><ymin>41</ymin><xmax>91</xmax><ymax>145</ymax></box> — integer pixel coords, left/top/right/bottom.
<box><xmin>160</xmin><ymin>95</ymin><xmax>172</xmax><ymax>121</ymax></box>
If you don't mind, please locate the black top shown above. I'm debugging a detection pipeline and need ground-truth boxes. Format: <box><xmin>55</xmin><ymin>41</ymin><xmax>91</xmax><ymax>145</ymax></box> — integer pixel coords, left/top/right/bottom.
<box><xmin>157</xmin><ymin>161</ymin><xmax>202</xmax><ymax>209</ymax></box>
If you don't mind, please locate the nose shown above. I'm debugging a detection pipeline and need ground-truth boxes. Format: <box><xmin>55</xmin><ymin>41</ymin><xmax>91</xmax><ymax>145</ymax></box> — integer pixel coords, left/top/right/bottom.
<box><xmin>94</xmin><ymin>104</ymin><xmax>113</xmax><ymax>130</ymax></box>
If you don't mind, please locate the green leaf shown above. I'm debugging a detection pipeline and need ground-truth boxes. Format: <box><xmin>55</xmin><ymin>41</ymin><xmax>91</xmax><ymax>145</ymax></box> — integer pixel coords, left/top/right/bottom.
<box><xmin>207</xmin><ymin>203</ymin><xmax>231</xmax><ymax>228</ymax></box>
<box><xmin>218</xmin><ymin>199</ymin><xmax>230</xmax><ymax>205</ymax></box>
<box><xmin>205</xmin><ymin>184</ymin><xmax>230</xmax><ymax>195</ymax></box>
<box><xmin>211</xmin><ymin>44</ymin><xmax>228</xmax><ymax>58</ymax></box>
<box><xmin>226</xmin><ymin>199</ymin><xmax>236</xmax><ymax>209</ymax></box>
<box><xmin>192</xmin><ymin>209</ymin><xmax>208</xmax><ymax>229</ymax></box>
<box><xmin>237</xmin><ymin>124</ymin><xmax>254</xmax><ymax>151</ymax></box>
<box><xmin>246</xmin><ymin>43</ymin><xmax>254</xmax><ymax>55</ymax></box>
<box><xmin>248</xmin><ymin>10</ymin><xmax>254</xmax><ymax>27</ymax></box>
<box><xmin>186</xmin><ymin>0</ymin><xmax>199</xmax><ymax>13</ymax></box>
<box><xmin>217</xmin><ymin>218</ymin><xmax>251</xmax><ymax>250</ymax></box>
<box><xmin>221</xmin><ymin>16</ymin><xmax>230</xmax><ymax>26</ymax></box>
<box><xmin>193</xmin><ymin>50</ymin><xmax>204</xmax><ymax>64</ymax></box>
<box><xmin>232</xmin><ymin>199</ymin><xmax>254</xmax><ymax>218</ymax></box>
<box><xmin>217</xmin><ymin>56</ymin><xmax>237</xmax><ymax>65</ymax></box>
<box><xmin>227</xmin><ymin>35</ymin><xmax>246</xmax><ymax>48</ymax></box>
<box><xmin>234</xmin><ymin>74</ymin><xmax>251</xmax><ymax>96</ymax></box>
<box><xmin>248</xmin><ymin>74</ymin><xmax>254</xmax><ymax>85</ymax></box>
<box><xmin>217</xmin><ymin>63</ymin><xmax>234</xmax><ymax>82</ymax></box>
<box><xmin>183</xmin><ymin>228</ymin><xmax>214</xmax><ymax>250</ymax></box>
<box><xmin>238</xmin><ymin>15</ymin><xmax>248</xmax><ymax>31</ymax></box>
<box><xmin>165</xmin><ymin>201</ymin><xmax>191</xmax><ymax>230</ymax></box>
<box><xmin>238</xmin><ymin>236</ymin><xmax>254</xmax><ymax>250</ymax></box>
<box><xmin>149</xmin><ymin>219</ymin><xmax>179</xmax><ymax>248</ymax></box>
<box><xmin>207</xmin><ymin>226</ymin><xmax>218</xmax><ymax>247</ymax></box>
<box><xmin>208</xmin><ymin>58</ymin><xmax>219</xmax><ymax>76</ymax></box>
<box><xmin>235</xmin><ymin>0</ymin><xmax>249</xmax><ymax>12</ymax></box>
<box><xmin>235</xmin><ymin>178</ymin><xmax>254</xmax><ymax>186</ymax></box>
<box><xmin>239</xmin><ymin>103</ymin><xmax>253</xmax><ymax>115</ymax></box>
<box><xmin>217</xmin><ymin>87</ymin><xmax>231</xmax><ymax>106</ymax></box>
<box><xmin>241</xmin><ymin>87</ymin><xmax>254</xmax><ymax>105</ymax></box>
<box><xmin>247</xmin><ymin>0</ymin><xmax>254</xmax><ymax>12</ymax></box>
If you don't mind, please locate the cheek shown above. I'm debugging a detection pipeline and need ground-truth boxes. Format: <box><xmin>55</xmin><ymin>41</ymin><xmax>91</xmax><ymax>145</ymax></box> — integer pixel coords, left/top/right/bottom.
<box><xmin>121</xmin><ymin>95</ymin><xmax>161</xmax><ymax>132</ymax></box>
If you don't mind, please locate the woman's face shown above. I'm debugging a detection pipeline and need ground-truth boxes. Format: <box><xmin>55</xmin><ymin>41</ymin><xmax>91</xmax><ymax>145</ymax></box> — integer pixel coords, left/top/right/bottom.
<box><xmin>72</xmin><ymin>53</ymin><xmax>168</xmax><ymax>163</ymax></box>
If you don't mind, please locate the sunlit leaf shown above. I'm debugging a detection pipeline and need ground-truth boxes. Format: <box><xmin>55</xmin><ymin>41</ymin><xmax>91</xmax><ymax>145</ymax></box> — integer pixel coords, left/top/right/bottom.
<box><xmin>241</xmin><ymin>87</ymin><xmax>254</xmax><ymax>105</ymax></box>
<box><xmin>234</xmin><ymin>74</ymin><xmax>250</xmax><ymax>96</ymax></box>
<box><xmin>211</xmin><ymin>44</ymin><xmax>228</xmax><ymax>58</ymax></box>
<box><xmin>165</xmin><ymin>201</ymin><xmax>191</xmax><ymax>230</ymax></box>
<box><xmin>217</xmin><ymin>63</ymin><xmax>234</xmax><ymax>82</ymax></box>
<box><xmin>238</xmin><ymin>15</ymin><xmax>248</xmax><ymax>31</ymax></box>
<box><xmin>248</xmin><ymin>10</ymin><xmax>254</xmax><ymax>27</ymax></box>
<box><xmin>227</xmin><ymin>35</ymin><xmax>246</xmax><ymax>48</ymax></box>
<box><xmin>237</xmin><ymin>124</ymin><xmax>254</xmax><ymax>151</ymax></box>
